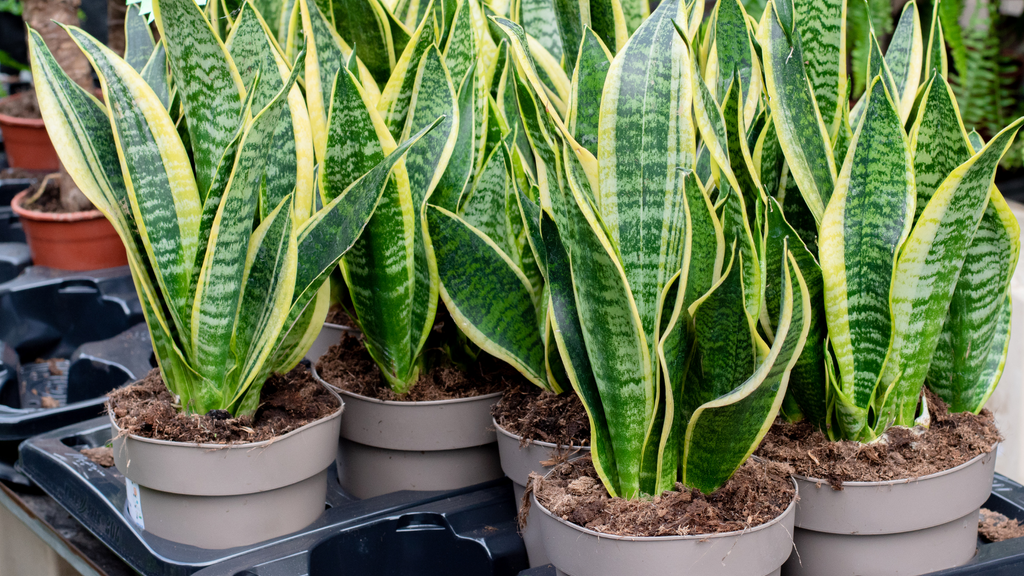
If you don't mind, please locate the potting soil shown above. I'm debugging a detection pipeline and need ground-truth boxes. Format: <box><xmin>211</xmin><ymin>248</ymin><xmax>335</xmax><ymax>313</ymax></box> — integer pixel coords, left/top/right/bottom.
<box><xmin>0</xmin><ymin>90</ymin><xmax>41</xmax><ymax>119</ymax></box>
<box><xmin>528</xmin><ymin>456</ymin><xmax>795</xmax><ymax>537</ymax></box>
<box><xmin>492</xmin><ymin>383</ymin><xmax>590</xmax><ymax>448</ymax></box>
<box><xmin>755</xmin><ymin>389</ymin><xmax>1001</xmax><ymax>487</ymax></box>
<box><xmin>108</xmin><ymin>366</ymin><xmax>339</xmax><ymax>443</ymax></box>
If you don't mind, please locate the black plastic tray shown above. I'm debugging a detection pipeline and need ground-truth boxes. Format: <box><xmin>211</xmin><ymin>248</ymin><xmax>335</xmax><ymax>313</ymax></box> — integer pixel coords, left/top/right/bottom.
<box><xmin>18</xmin><ymin>417</ymin><xmax>528</xmax><ymax>576</ymax></box>
<box><xmin>0</xmin><ymin>266</ymin><xmax>147</xmax><ymax>485</ymax></box>
<box><xmin>516</xmin><ymin>474</ymin><xmax>1024</xmax><ymax>576</ymax></box>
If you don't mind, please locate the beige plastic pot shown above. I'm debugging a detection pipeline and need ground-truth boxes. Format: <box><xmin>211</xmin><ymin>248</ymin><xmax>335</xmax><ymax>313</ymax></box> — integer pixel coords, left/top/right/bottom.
<box><xmin>312</xmin><ymin>368</ymin><xmax>502</xmax><ymax>498</ymax></box>
<box><xmin>531</xmin><ymin>473</ymin><xmax>798</xmax><ymax>576</ymax></box>
<box><xmin>783</xmin><ymin>449</ymin><xmax>996</xmax><ymax>576</ymax></box>
<box><xmin>495</xmin><ymin>418</ymin><xmax>590</xmax><ymax>567</ymax></box>
<box><xmin>108</xmin><ymin>383</ymin><xmax>343</xmax><ymax>550</ymax></box>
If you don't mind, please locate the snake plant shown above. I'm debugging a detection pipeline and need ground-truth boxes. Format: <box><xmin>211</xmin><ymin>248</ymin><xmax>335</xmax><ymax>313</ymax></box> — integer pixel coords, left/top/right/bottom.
<box><xmin>760</xmin><ymin>0</ymin><xmax>1022</xmax><ymax>441</ymax></box>
<box><xmin>29</xmin><ymin>0</ymin><xmax>439</xmax><ymax>416</ymax></box>
<box><xmin>483</xmin><ymin>0</ymin><xmax>812</xmax><ymax>499</ymax></box>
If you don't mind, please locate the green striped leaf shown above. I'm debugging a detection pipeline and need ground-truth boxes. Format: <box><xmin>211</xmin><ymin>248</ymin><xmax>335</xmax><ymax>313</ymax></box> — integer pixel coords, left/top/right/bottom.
<box><xmin>850</xmin><ymin>32</ymin><xmax>900</xmax><ymax>129</ymax></box>
<box><xmin>908</xmin><ymin>72</ymin><xmax>972</xmax><ymax>223</ymax></box>
<box><xmin>461</xmin><ymin>144</ymin><xmax>518</xmax><ymax>257</ymax></box>
<box><xmin>443</xmin><ymin>0</ymin><xmax>477</xmax><ymax>89</ymax></box>
<box><xmin>515</xmin><ymin>0</ymin><xmax>564</xmax><ymax>66</ymax></box>
<box><xmin>760</xmin><ymin>0</ymin><xmax>836</xmax><ymax>227</ymax></box>
<box><xmin>426</xmin><ymin>204</ymin><xmax>549</xmax><ymax>387</ymax></box>
<box><xmin>333</xmin><ymin>0</ymin><xmax>403</xmax><ymax>86</ymax></box>
<box><xmin>792</xmin><ymin>0</ymin><xmax>845</xmax><ymax>135</ymax></box>
<box><xmin>620</xmin><ymin>0</ymin><xmax>649</xmax><ymax>35</ymax></box>
<box><xmin>819</xmin><ymin>78</ymin><xmax>914</xmax><ymax>441</ymax></box>
<box><xmin>764</xmin><ymin>197</ymin><xmax>828</xmax><ymax>429</ymax></box>
<box><xmin>543</xmin><ymin>213</ymin><xmax>620</xmax><ymax>496</ymax></box>
<box><xmin>705</xmin><ymin>0</ymin><xmax>760</xmax><ymax>123</ymax></box>
<box><xmin>923</xmin><ymin>0</ymin><xmax>948</xmax><ymax>81</ymax></box>
<box><xmin>140</xmin><ymin>43</ymin><xmax>170</xmax><ymax>110</ymax></box>
<box><xmin>596</xmin><ymin>0</ymin><xmax>695</xmax><ymax>359</ymax></box>
<box><xmin>68</xmin><ymin>25</ymin><xmax>201</xmax><ymax>345</ymax></box>
<box><xmin>153</xmin><ymin>0</ymin><xmax>244</xmax><ymax>196</ymax></box>
<box><xmin>884</xmin><ymin>1</ymin><xmax>923</xmax><ymax>123</ymax></box>
<box><xmin>229</xmin><ymin>196</ymin><xmax>298</xmax><ymax>415</ymax></box>
<box><xmin>682</xmin><ymin>246</ymin><xmax>810</xmax><ymax>493</ymax></box>
<box><xmin>125</xmin><ymin>3</ymin><xmax>156</xmax><ymax>72</ymax></box>
<box><xmin>875</xmin><ymin>118</ymin><xmax>1024</xmax><ymax>432</ymax></box>
<box><xmin>431</xmin><ymin>64</ymin><xmax>477</xmax><ymax>212</ymax></box>
<box><xmin>567</xmin><ymin>27</ymin><xmax>612</xmax><ymax>158</ymax></box>
<box><xmin>719</xmin><ymin>183</ymin><xmax>762</xmax><ymax>321</ymax></box>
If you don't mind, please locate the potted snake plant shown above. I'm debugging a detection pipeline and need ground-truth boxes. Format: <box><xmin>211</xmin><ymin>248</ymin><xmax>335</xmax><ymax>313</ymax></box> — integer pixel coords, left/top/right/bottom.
<box><xmin>753</xmin><ymin>0</ymin><xmax>1020</xmax><ymax>573</ymax></box>
<box><xmin>292</xmin><ymin>0</ymin><xmax>516</xmax><ymax>498</ymax></box>
<box><xmin>490</xmin><ymin>1</ymin><xmax>813</xmax><ymax>574</ymax></box>
<box><xmin>30</xmin><ymin>0</ymin><xmax>439</xmax><ymax>549</ymax></box>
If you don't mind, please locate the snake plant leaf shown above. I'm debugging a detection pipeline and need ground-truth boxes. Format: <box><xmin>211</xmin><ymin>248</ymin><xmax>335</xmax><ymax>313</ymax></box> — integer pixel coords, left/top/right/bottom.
<box><xmin>378</xmin><ymin>2</ymin><xmax>435</xmax><ymax>140</ymax></box>
<box><xmin>689</xmin><ymin>42</ymin><xmax>742</xmax><ymax>196</ymax></box>
<box><xmin>598</xmin><ymin>0</ymin><xmax>694</xmax><ymax>362</ymax></box>
<box><xmin>719</xmin><ymin>183</ymin><xmax>762</xmax><ymax>321</ymax></box>
<box><xmin>227</xmin><ymin>5</ymin><xmax>315</xmax><ymax>223</ymax></box>
<box><xmin>444</xmin><ymin>0</ymin><xmax>479</xmax><ymax>91</ymax></box>
<box><xmin>461</xmin><ymin>143</ymin><xmax>518</xmax><ymax>257</ymax></box>
<box><xmin>908</xmin><ymin>72</ymin><xmax>972</xmax><ymax>224</ymax></box>
<box><xmin>682</xmin><ymin>246</ymin><xmax>810</xmax><ymax>493</ymax></box>
<box><xmin>850</xmin><ymin>31</ymin><xmax>900</xmax><ymax>130</ymax></box>
<box><xmin>969</xmin><ymin>130</ymin><xmax>986</xmax><ymax>153</ymax></box>
<box><xmin>884</xmin><ymin>1</ymin><xmax>923</xmax><ymax>124</ymax></box>
<box><xmin>928</xmin><ymin>193</ymin><xmax>1019</xmax><ymax>413</ymax></box>
<box><xmin>543</xmin><ymin>213</ymin><xmax>620</xmax><ymax>496</ymax></box>
<box><xmin>152</xmin><ymin>0</ymin><xmax>245</xmax><ymax>197</ymax></box>
<box><xmin>191</xmin><ymin>78</ymin><xmax>287</xmax><ymax>393</ymax></box>
<box><xmin>431</xmin><ymin>63</ymin><xmax>477</xmax><ymax>212</ymax></box>
<box><xmin>561</xmin><ymin>149</ymin><xmax>652</xmax><ymax>499</ymax></box>
<box><xmin>426</xmin><ymin>204</ymin><xmax>549</xmax><ymax>387</ymax></box>
<box><xmin>753</xmin><ymin>113</ymin><xmax>784</xmax><ymax>198</ymax></box>
<box><xmin>764</xmin><ymin>197</ymin><xmax>828</xmax><ymax>429</ymax></box>
<box><xmin>620</xmin><ymin>0</ymin><xmax>649</xmax><ymax>35</ymax></box>
<box><xmin>760</xmin><ymin>0</ymin><xmax>836</xmax><ymax>228</ymax></box>
<box><xmin>705</xmin><ymin>0</ymin><xmax>760</xmax><ymax>123</ymax></box>
<box><xmin>293</xmin><ymin>116</ymin><xmax>445</xmax><ymax>326</ymax></box>
<box><xmin>333</xmin><ymin>0</ymin><xmax>404</xmax><ymax>86</ymax></box>
<box><xmin>140</xmin><ymin>43</ymin><xmax>170</xmax><ymax>110</ymax></box>
<box><xmin>550</xmin><ymin>0</ymin><xmax>582</xmax><ymax>70</ymax></box>
<box><xmin>875</xmin><ymin>118</ymin><xmax>1024</xmax><ymax>432</ymax></box>
<box><xmin>515</xmin><ymin>0</ymin><xmax>564</xmax><ymax>65</ymax></box>
<box><xmin>790</xmin><ymin>0</ymin><xmax>845</xmax><ymax>136</ymax></box>
<box><xmin>923</xmin><ymin>0</ymin><xmax>948</xmax><ymax>81</ymax></box>
<box><xmin>67</xmin><ymin>25</ymin><xmax>201</xmax><ymax>342</ymax></box>
<box><xmin>567</xmin><ymin>27</ymin><xmax>613</xmax><ymax>158</ymax></box>
<box><xmin>322</xmin><ymin>67</ymin><xmax>394</xmax><ymax>200</ymax></box>
<box><xmin>251</xmin><ymin>0</ymin><xmax>285</xmax><ymax>38</ymax></box>
<box><xmin>722</xmin><ymin>73</ymin><xmax>764</xmax><ymax>211</ymax></box>
<box><xmin>819</xmin><ymin>78</ymin><xmax>914</xmax><ymax>441</ymax></box>
<box><xmin>125</xmin><ymin>3</ymin><xmax>157</xmax><ymax>72</ymax></box>
<box><xmin>228</xmin><ymin>195</ymin><xmax>298</xmax><ymax>414</ymax></box>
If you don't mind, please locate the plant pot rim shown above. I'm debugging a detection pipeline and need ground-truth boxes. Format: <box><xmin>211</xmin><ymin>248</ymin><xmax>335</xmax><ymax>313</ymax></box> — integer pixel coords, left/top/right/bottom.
<box><xmin>315</xmin><ymin>366</ymin><xmax>503</xmax><ymax>407</ymax></box>
<box><xmin>0</xmin><ymin>105</ymin><xmax>45</xmax><ymax>128</ymax></box>
<box><xmin>532</xmin><ymin>466</ymin><xmax>798</xmax><ymax>543</ymax></box>
<box><xmin>11</xmin><ymin>189</ymin><xmax>105</xmax><ymax>222</ymax></box>
<box><xmin>107</xmin><ymin>375</ymin><xmax>344</xmax><ymax>450</ymax></box>
<box><xmin>792</xmin><ymin>442</ymin><xmax>997</xmax><ymax>488</ymax></box>
<box><xmin>493</xmin><ymin>416</ymin><xmax>590</xmax><ymax>450</ymax></box>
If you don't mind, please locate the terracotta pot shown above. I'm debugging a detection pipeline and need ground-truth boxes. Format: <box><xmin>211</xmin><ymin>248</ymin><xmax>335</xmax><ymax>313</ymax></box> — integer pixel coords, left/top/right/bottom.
<box><xmin>782</xmin><ymin>449</ymin><xmax>996</xmax><ymax>576</ymax></box>
<box><xmin>0</xmin><ymin>94</ymin><xmax>59</xmax><ymax>171</ymax></box>
<box><xmin>11</xmin><ymin>189</ymin><xmax>128</xmax><ymax>270</ymax></box>
<box><xmin>109</xmin><ymin>380</ymin><xmax>344</xmax><ymax>550</ymax></box>
<box><xmin>531</xmin><ymin>469</ymin><xmax>798</xmax><ymax>576</ymax></box>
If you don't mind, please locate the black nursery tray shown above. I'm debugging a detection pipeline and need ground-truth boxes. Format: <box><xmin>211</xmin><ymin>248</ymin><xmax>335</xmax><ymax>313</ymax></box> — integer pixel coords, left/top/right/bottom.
<box><xmin>516</xmin><ymin>474</ymin><xmax>1024</xmax><ymax>576</ymax></box>
<box><xmin>0</xmin><ymin>177</ymin><xmax>33</xmax><ymax>282</ymax></box>
<box><xmin>17</xmin><ymin>418</ymin><xmax>528</xmax><ymax>576</ymax></box>
<box><xmin>0</xmin><ymin>266</ymin><xmax>148</xmax><ymax>485</ymax></box>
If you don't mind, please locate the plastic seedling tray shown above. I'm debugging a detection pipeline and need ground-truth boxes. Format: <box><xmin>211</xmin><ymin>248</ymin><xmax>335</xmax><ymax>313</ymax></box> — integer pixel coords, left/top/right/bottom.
<box><xmin>0</xmin><ymin>266</ymin><xmax>148</xmax><ymax>485</ymax></box>
<box><xmin>18</xmin><ymin>417</ymin><xmax>529</xmax><ymax>576</ymax></box>
<box><xmin>0</xmin><ymin>178</ymin><xmax>32</xmax><ymax>282</ymax></box>
<box><xmin>515</xmin><ymin>473</ymin><xmax>1024</xmax><ymax>576</ymax></box>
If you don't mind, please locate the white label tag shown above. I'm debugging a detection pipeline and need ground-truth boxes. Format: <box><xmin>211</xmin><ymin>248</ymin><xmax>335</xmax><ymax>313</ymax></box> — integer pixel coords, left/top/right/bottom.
<box><xmin>126</xmin><ymin>478</ymin><xmax>145</xmax><ymax>530</ymax></box>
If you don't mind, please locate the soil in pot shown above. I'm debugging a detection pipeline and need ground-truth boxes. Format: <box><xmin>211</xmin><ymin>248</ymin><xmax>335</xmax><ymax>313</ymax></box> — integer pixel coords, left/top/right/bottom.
<box><xmin>108</xmin><ymin>366</ymin><xmax>340</xmax><ymax>443</ymax></box>
<box><xmin>492</xmin><ymin>383</ymin><xmax>590</xmax><ymax>448</ymax></box>
<box><xmin>530</xmin><ymin>455</ymin><xmax>795</xmax><ymax>537</ymax></box>
<box><xmin>0</xmin><ymin>90</ymin><xmax>42</xmax><ymax>119</ymax></box>
<box><xmin>324</xmin><ymin>305</ymin><xmax>356</xmax><ymax>327</ymax></box>
<box><xmin>19</xmin><ymin>177</ymin><xmax>79</xmax><ymax>214</ymax></box>
<box><xmin>755</xmin><ymin>390</ymin><xmax>1001</xmax><ymax>487</ymax></box>
<box><xmin>315</xmin><ymin>333</ymin><xmax>509</xmax><ymax>401</ymax></box>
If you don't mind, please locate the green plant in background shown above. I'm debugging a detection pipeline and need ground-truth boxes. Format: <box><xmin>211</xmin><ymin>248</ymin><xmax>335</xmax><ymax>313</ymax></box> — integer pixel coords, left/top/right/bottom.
<box><xmin>30</xmin><ymin>0</ymin><xmax>439</xmax><ymax>415</ymax></box>
<box><xmin>762</xmin><ymin>0</ymin><xmax>1021</xmax><ymax>441</ymax></box>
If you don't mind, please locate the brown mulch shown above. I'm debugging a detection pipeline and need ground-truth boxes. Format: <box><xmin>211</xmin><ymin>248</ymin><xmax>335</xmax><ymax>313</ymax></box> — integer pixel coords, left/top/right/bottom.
<box><xmin>108</xmin><ymin>366</ymin><xmax>340</xmax><ymax>444</ymax></box>
<box><xmin>755</xmin><ymin>390</ymin><xmax>1001</xmax><ymax>488</ymax></box>
<box><xmin>81</xmin><ymin>447</ymin><xmax>114</xmax><ymax>468</ymax></box>
<box><xmin>21</xmin><ymin>177</ymin><xmax>71</xmax><ymax>214</ymax></box>
<box><xmin>315</xmin><ymin>333</ymin><xmax>511</xmax><ymax>401</ymax></box>
<box><xmin>979</xmin><ymin>509</ymin><xmax>1024</xmax><ymax>542</ymax></box>
<box><xmin>325</xmin><ymin>305</ymin><xmax>356</xmax><ymax>327</ymax></box>
<box><xmin>0</xmin><ymin>90</ymin><xmax>41</xmax><ymax>119</ymax></box>
<box><xmin>491</xmin><ymin>383</ymin><xmax>590</xmax><ymax>447</ymax></box>
<box><xmin>528</xmin><ymin>456</ymin><xmax>795</xmax><ymax>537</ymax></box>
